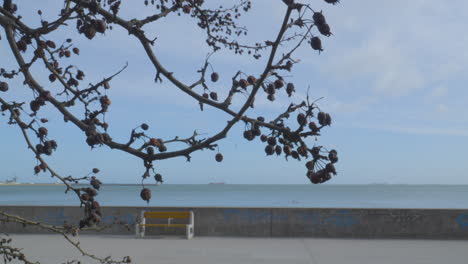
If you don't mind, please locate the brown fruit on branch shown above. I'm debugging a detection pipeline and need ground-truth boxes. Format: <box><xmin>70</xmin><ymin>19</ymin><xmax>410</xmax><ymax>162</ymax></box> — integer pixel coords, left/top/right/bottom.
<box><xmin>72</xmin><ymin>47</ymin><xmax>80</xmax><ymax>55</ymax></box>
<box><xmin>310</xmin><ymin>36</ymin><xmax>323</xmax><ymax>52</ymax></box>
<box><xmin>317</xmin><ymin>23</ymin><xmax>332</xmax><ymax>37</ymax></box>
<box><xmin>0</xmin><ymin>82</ymin><xmax>8</xmax><ymax>92</ymax></box>
<box><xmin>48</xmin><ymin>74</ymin><xmax>56</xmax><ymax>82</ymax></box>
<box><xmin>90</xmin><ymin>176</ymin><xmax>102</xmax><ymax>190</ymax></box>
<box><xmin>286</xmin><ymin>83</ymin><xmax>295</xmax><ymax>97</ymax></box>
<box><xmin>38</xmin><ymin>127</ymin><xmax>48</xmax><ymax>136</ymax></box>
<box><xmin>275</xmin><ymin>145</ymin><xmax>282</xmax><ymax>155</ymax></box>
<box><xmin>239</xmin><ymin>79</ymin><xmax>249</xmax><ymax>89</ymax></box>
<box><xmin>247</xmin><ymin>76</ymin><xmax>256</xmax><ymax>85</ymax></box>
<box><xmin>84</xmin><ymin>25</ymin><xmax>97</xmax><ymax>40</ymax></box>
<box><xmin>265</xmin><ymin>145</ymin><xmax>275</xmax><ymax>156</ymax></box>
<box><xmin>149</xmin><ymin>138</ymin><xmax>159</xmax><ymax>147</ymax></box>
<box><xmin>274</xmin><ymin>79</ymin><xmax>284</xmax><ymax>89</ymax></box>
<box><xmin>94</xmin><ymin>19</ymin><xmax>107</xmax><ymax>33</ymax></box>
<box><xmin>313</xmin><ymin>11</ymin><xmax>326</xmax><ymax>25</ymax></box>
<box><xmin>45</xmin><ymin>40</ymin><xmax>56</xmax><ymax>49</ymax></box>
<box><xmin>182</xmin><ymin>5</ymin><xmax>191</xmax><ymax>14</ymax></box>
<box><xmin>34</xmin><ymin>165</ymin><xmax>41</xmax><ymax>174</ymax></box>
<box><xmin>243</xmin><ymin>130</ymin><xmax>255</xmax><ymax>141</ymax></box>
<box><xmin>324</xmin><ymin>0</ymin><xmax>340</xmax><ymax>4</ymax></box>
<box><xmin>215</xmin><ymin>153</ymin><xmax>223</xmax><ymax>162</ymax></box>
<box><xmin>141</xmin><ymin>123</ymin><xmax>149</xmax><ymax>130</ymax></box>
<box><xmin>92</xmin><ymin>168</ymin><xmax>100</xmax><ymax>174</ymax></box>
<box><xmin>297</xmin><ymin>113</ymin><xmax>307</xmax><ymax>126</ymax></box>
<box><xmin>260</xmin><ymin>134</ymin><xmax>268</xmax><ymax>142</ymax></box>
<box><xmin>140</xmin><ymin>188</ymin><xmax>151</xmax><ymax>203</ymax></box>
<box><xmin>209</xmin><ymin>92</ymin><xmax>218</xmax><ymax>101</ymax></box>
<box><xmin>210</xmin><ymin>72</ymin><xmax>219</xmax><ymax>82</ymax></box>
<box><xmin>267</xmin><ymin>137</ymin><xmax>276</xmax><ymax>146</ymax></box>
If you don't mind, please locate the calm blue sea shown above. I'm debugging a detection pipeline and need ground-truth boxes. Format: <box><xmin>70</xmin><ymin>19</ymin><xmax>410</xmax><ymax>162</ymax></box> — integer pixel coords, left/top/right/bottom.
<box><xmin>0</xmin><ymin>184</ymin><xmax>467</xmax><ymax>208</ymax></box>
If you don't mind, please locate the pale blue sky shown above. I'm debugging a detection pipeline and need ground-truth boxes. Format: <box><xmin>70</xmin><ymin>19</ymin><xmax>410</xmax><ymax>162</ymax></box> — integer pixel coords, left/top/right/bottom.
<box><xmin>1</xmin><ymin>0</ymin><xmax>468</xmax><ymax>184</ymax></box>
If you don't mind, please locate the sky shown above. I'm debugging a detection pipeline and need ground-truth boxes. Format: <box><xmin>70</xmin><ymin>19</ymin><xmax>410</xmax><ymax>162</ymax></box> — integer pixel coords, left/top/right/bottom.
<box><xmin>1</xmin><ymin>0</ymin><xmax>468</xmax><ymax>184</ymax></box>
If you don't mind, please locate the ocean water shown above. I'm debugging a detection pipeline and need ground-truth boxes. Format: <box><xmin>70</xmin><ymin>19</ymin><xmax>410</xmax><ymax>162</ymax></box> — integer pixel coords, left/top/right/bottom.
<box><xmin>0</xmin><ymin>184</ymin><xmax>467</xmax><ymax>208</ymax></box>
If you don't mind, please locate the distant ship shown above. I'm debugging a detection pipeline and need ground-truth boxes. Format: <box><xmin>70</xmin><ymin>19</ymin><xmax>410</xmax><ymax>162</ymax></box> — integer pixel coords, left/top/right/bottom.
<box><xmin>0</xmin><ymin>176</ymin><xmax>19</xmax><ymax>185</ymax></box>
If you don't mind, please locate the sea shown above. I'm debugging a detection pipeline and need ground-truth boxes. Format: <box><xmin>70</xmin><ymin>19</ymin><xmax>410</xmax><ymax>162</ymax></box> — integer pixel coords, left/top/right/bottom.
<box><xmin>0</xmin><ymin>184</ymin><xmax>467</xmax><ymax>208</ymax></box>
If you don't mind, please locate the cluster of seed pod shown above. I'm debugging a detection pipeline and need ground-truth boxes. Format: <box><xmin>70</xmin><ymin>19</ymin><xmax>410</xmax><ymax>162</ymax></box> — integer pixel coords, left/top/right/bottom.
<box><xmin>306</xmin><ymin>147</ymin><xmax>338</xmax><ymax>184</ymax></box>
<box><xmin>147</xmin><ymin>137</ymin><xmax>167</xmax><ymax>154</ymax></box>
<box><xmin>77</xmin><ymin>18</ymin><xmax>107</xmax><ymax>40</ymax></box>
<box><xmin>35</xmin><ymin>139</ymin><xmax>57</xmax><ymax>156</ymax></box>
<box><xmin>84</xmin><ymin>124</ymin><xmax>112</xmax><ymax>147</ymax></box>
<box><xmin>78</xmin><ymin>169</ymin><xmax>103</xmax><ymax>228</ymax></box>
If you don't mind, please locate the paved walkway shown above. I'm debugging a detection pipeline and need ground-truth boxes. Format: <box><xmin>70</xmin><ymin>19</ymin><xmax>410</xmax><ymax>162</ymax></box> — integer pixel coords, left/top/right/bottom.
<box><xmin>6</xmin><ymin>234</ymin><xmax>468</xmax><ymax>264</ymax></box>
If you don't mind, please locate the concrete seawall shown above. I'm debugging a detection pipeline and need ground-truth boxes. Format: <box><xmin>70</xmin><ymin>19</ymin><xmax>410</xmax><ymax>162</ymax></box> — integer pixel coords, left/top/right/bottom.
<box><xmin>1</xmin><ymin>206</ymin><xmax>468</xmax><ymax>239</ymax></box>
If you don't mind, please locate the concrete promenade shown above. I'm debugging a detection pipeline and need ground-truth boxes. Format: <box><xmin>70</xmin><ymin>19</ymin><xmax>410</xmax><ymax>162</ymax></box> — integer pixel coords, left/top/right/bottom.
<box><xmin>7</xmin><ymin>234</ymin><xmax>468</xmax><ymax>264</ymax></box>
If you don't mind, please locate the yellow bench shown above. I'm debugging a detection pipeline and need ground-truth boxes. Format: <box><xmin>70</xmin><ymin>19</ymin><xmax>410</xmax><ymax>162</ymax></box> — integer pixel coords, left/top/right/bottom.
<box><xmin>135</xmin><ymin>211</ymin><xmax>194</xmax><ymax>239</ymax></box>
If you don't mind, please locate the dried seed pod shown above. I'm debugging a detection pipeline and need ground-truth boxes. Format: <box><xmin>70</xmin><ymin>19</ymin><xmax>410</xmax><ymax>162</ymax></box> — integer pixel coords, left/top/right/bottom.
<box><xmin>90</xmin><ymin>176</ymin><xmax>102</xmax><ymax>190</ymax></box>
<box><xmin>84</xmin><ymin>187</ymin><xmax>97</xmax><ymax>197</ymax></box>
<box><xmin>283</xmin><ymin>145</ymin><xmax>291</xmax><ymax>156</ymax></box>
<box><xmin>317</xmin><ymin>111</ymin><xmax>326</xmax><ymax>126</ymax></box>
<box><xmin>253</xmin><ymin>128</ymin><xmax>261</xmax><ymax>136</ymax></box>
<box><xmin>72</xmin><ymin>47</ymin><xmax>80</xmax><ymax>55</ymax></box>
<box><xmin>141</xmin><ymin>123</ymin><xmax>149</xmax><ymax>130</ymax></box>
<box><xmin>81</xmin><ymin>193</ymin><xmax>91</xmax><ymax>201</ymax></box>
<box><xmin>311</xmin><ymin>146</ymin><xmax>321</xmax><ymax>160</ymax></box>
<box><xmin>324</xmin><ymin>0</ymin><xmax>340</xmax><ymax>4</ymax></box>
<box><xmin>310</xmin><ymin>36</ymin><xmax>323</xmax><ymax>52</ymax></box>
<box><xmin>265</xmin><ymin>145</ymin><xmax>275</xmax><ymax>156</ymax></box>
<box><xmin>0</xmin><ymin>82</ymin><xmax>8</xmax><ymax>92</ymax></box>
<box><xmin>243</xmin><ymin>130</ymin><xmax>255</xmax><ymax>141</ymax></box>
<box><xmin>286</xmin><ymin>83</ymin><xmax>295</xmax><ymax>97</ymax></box>
<box><xmin>210</xmin><ymin>72</ymin><xmax>219</xmax><ymax>82</ymax></box>
<box><xmin>239</xmin><ymin>79</ymin><xmax>249</xmax><ymax>89</ymax></box>
<box><xmin>147</xmin><ymin>146</ymin><xmax>155</xmax><ymax>155</ymax></box>
<box><xmin>309</xmin><ymin>122</ymin><xmax>318</xmax><ymax>132</ymax></box>
<box><xmin>182</xmin><ymin>4</ymin><xmax>191</xmax><ymax>13</ymax></box>
<box><xmin>34</xmin><ymin>48</ymin><xmax>45</xmax><ymax>57</ymax></box>
<box><xmin>103</xmin><ymin>81</ymin><xmax>110</xmax><ymax>89</ymax></box>
<box><xmin>274</xmin><ymin>79</ymin><xmax>284</xmax><ymax>89</ymax></box>
<box><xmin>100</xmin><ymin>96</ymin><xmax>111</xmax><ymax>106</ymax></box>
<box><xmin>45</xmin><ymin>40</ymin><xmax>56</xmax><ymax>49</ymax></box>
<box><xmin>34</xmin><ymin>165</ymin><xmax>41</xmax><ymax>174</ymax></box>
<box><xmin>267</xmin><ymin>83</ymin><xmax>275</xmax><ymax>95</ymax></box>
<box><xmin>36</xmin><ymin>144</ymin><xmax>44</xmax><ymax>153</ymax></box>
<box><xmin>158</xmin><ymin>144</ymin><xmax>167</xmax><ymax>152</ymax></box>
<box><xmin>297</xmin><ymin>113</ymin><xmax>307</xmax><ymax>126</ymax></box>
<box><xmin>16</xmin><ymin>40</ymin><xmax>27</xmax><ymax>52</ymax></box>
<box><xmin>313</xmin><ymin>11</ymin><xmax>326</xmax><ymax>25</ymax></box>
<box><xmin>48</xmin><ymin>74</ymin><xmax>56</xmax><ymax>82</ymax></box>
<box><xmin>38</xmin><ymin>127</ymin><xmax>48</xmax><ymax>136</ymax></box>
<box><xmin>328</xmin><ymin>149</ymin><xmax>338</xmax><ymax>163</ymax></box>
<box><xmin>305</xmin><ymin>160</ymin><xmax>315</xmax><ymax>170</ymax></box>
<box><xmin>94</xmin><ymin>19</ymin><xmax>107</xmax><ymax>33</ymax></box>
<box><xmin>247</xmin><ymin>75</ymin><xmax>256</xmax><ymax>85</ymax></box>
<box><xmin>154</xmin><ymin>173</ymin><xmax>163</xmax><ymax>184</ymax></box>
<box><xmin>291</xmin><ymin>151</ymin><xmax>299</xmax><ymax>160</ymax></box>
<box><xmin>275</xmin><ymin>145</ymin><xmax>282</xmax><ymax>155</ymax></box>
<box><xmin>267</xmin><ymin>94</ymin><xmax>275</xmax><ymax>102</ymax></box>
<box><xmin>317</xmin><ymin>23</ymin><xmax>332</xmax><ymax>37</ymax></box>
<box><xmin>297</xmin><ymin>145</ymin><xmax>308</xmax><ymax>157</ymax></box>
<box><xmin>215</xmin><ymin>153</ymin><xmax>223</xmax><ymax>162</ymax></box>
<box><xmin>267</xmin><ymin>137</ymin><xmax>276</xmax><ymax>146</ymax></box>
<box><xmin>325</xmin><ymin>163</ymin><xmax>337</xmax><ymax>175</ymax></box>
<box><xmin>324</xmin><ymin>113</ymin><xmax>332</xmax><ymax>126</ymax></box>
<box><xmin>84</xmin><ymin>25</ymin><xmax>97</xmax><ymax>40</ymax></box>
<box><xmin>260</xmin><ymin>134</ymin><xmax>268</xmax><ymax>142</ymax></box>
<box><xmin>209</xmin><ymin>92</ymin><xmax>218</xmax><ymax>101</ymax></box>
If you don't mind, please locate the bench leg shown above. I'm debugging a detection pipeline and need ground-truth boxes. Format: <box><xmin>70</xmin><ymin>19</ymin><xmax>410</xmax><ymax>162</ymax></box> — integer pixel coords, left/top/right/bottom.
<box><xmin>186</xmin><ymin>224</ymin><xmax>194</xmax><ymax>239</ymax></box>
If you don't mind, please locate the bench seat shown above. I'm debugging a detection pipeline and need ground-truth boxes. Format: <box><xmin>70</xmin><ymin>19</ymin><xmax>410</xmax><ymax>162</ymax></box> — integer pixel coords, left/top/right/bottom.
<box><xmin>135</xmin><ymin>211</ymin><xmax>194</xmax><ymax>239</ymax></box>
